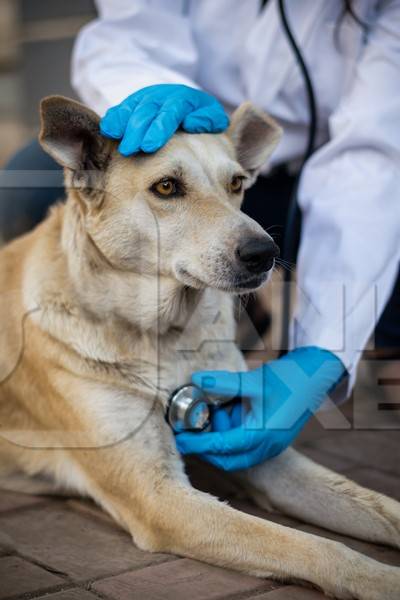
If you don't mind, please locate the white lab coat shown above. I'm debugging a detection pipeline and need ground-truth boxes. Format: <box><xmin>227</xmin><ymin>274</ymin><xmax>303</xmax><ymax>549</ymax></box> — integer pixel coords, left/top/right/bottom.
<box><xmin>72</xmin><ymin>0</ymin><xmax>400</xmax><ymax>391</ymax></box>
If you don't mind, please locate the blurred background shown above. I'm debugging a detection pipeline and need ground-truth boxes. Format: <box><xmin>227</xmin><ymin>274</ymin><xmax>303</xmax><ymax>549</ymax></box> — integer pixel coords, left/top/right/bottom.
<box><xmin>0</xmin><ymin>0</ymin><xmax>95</xmax><ymax>166</ymax></box>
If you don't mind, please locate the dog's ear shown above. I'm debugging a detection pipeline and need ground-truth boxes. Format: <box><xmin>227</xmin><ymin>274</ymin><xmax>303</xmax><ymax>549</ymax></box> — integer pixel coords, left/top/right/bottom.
<box><xmin>39</xmin><ymin>96</ymin><xmax>112</xmax><ymax>201</ymax></box>
<box><xmin>39</xmin><ymin>95</ymin><xmax>106</xmax><ymax>170</ymax></box>
<box><xmin>228</xmin><ymin>102</ymin><xmax>282</xmax><ymax>176</ymax></box>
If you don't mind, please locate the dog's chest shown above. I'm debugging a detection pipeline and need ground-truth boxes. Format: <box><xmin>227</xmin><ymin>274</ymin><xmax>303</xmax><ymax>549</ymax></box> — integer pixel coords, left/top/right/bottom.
<box><xmin>157</xmin><ymin>292</ymin><xmax>246</xmax><ymax>395</ymax></box>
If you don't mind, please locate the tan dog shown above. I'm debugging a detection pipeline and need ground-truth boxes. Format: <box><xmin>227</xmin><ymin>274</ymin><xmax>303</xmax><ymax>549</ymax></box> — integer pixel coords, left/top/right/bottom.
<box><xmin>0</xmin><ymin>96</ymin><xmax>399</xmax><ymax>599</ymax></box>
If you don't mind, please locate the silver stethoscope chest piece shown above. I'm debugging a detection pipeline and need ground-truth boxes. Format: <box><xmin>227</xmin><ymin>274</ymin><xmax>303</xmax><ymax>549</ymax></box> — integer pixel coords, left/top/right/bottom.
<box><xmin>166</xmin><ymin>384</ymin><xmax>211</xmax><ymax>433</ymax></box>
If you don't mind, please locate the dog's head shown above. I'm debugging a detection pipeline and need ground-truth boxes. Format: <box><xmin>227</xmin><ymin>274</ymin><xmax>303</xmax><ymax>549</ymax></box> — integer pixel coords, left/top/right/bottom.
<box><xmin>40</xmin><ymin>96</ymin><xmax>282</xmax><ymax>294</ymax></box>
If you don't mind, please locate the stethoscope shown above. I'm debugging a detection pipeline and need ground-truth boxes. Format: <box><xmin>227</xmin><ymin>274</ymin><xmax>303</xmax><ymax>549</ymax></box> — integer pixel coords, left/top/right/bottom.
<box><xmin>166</xmin><ymin>0</ymin><xmax>318</xmax><ymax>433</ymax></box>
<box><xmin>165</xmin><ymin>384</ymin><xmax>226</xmax><ymax>433</ymax></box>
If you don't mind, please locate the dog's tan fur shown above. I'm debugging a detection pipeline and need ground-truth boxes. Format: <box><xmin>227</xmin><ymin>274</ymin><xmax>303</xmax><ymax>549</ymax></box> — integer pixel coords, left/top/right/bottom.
<box><xmin>0</xmin><ymin>96</ymin><xmax>399</xmax><ymax>599</ymax></box>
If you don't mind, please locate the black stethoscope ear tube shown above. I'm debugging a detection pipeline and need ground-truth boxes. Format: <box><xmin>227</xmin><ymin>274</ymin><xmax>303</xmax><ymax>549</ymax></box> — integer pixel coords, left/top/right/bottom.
<box><xmin>277</xmin><ymin>0</ymin><xmax>318</xmax><ymax>353</ymax></box>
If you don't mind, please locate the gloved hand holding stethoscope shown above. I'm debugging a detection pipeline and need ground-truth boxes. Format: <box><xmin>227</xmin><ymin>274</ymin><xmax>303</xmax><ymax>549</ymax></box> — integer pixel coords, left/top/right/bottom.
<box><xmin>169</xmin><ymin>347</ymin><xmax>345</xmax><ymax>472</ymax></box>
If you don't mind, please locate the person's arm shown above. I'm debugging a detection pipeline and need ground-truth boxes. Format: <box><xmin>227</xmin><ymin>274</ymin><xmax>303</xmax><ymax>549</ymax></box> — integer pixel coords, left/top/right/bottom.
<box><xmin>293</xmin><ymin>0</ymin><xmax>400</xmax><ymax>395</ymax></box>
<box><xmin>72</xmin><ymin>0</ymin><xmax>229</xmax><ymax>154</ymax></box>
<box><xmin>72</xmin><ymin>0</ymin><xmax>199</xmax><ymax>115</ymax></box>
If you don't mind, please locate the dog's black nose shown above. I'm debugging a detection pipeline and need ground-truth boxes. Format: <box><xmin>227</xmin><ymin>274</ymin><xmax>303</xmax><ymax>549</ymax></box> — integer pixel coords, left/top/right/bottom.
<box><xmin>236</xmin><ymin>237</ymin><xmax>280</xmax><ymax>274</ymax></box>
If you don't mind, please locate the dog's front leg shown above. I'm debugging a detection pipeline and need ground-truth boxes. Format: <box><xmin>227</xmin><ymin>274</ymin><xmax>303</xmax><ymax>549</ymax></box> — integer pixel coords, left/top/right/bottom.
<box><xmin>239</xmin><ymin>447</ymin><xmax>400</xmax><ymax>550</ymax></box>
<box><xmin>63</xmin><ymin>404</ymin><xmax>400</xmax><ymax>600</ymax></box>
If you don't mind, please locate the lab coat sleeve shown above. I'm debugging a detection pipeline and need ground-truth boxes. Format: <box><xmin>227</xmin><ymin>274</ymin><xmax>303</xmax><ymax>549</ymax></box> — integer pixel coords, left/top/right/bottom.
<box><xmin>292</xmin><ymin>1</ymin><xmax>400</xmax><ymax>395</ymax></box>
<box><xmin>71</xmin><ymin>0</ymin><xmax>199</xmax><ymax>115</ymax></box>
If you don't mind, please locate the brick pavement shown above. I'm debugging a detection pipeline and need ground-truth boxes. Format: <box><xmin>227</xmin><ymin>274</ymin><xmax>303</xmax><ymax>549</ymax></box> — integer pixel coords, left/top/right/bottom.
<box><xmin>0</xmin><ymin>391</ymin><xmax>399</xmax><ymax>599</ymax></box>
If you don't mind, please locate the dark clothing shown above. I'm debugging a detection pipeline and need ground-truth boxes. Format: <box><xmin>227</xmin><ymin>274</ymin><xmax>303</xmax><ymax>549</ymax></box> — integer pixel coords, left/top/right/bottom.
<box><xmin>0</xmin><ymin>140</ymin><xmax>64</xmax><ymax>242</ymax></box>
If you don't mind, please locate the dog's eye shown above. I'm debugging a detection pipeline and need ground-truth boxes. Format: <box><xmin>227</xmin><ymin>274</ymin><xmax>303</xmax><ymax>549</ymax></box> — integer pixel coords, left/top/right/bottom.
<box><xmin>229</xmin><ymin>176</ymin><xmax>244</xmax><ymax>194</ymax></box>
<box><xmin>152</xmin><ymin>178</ymin><xmax>178</xmax><ymax>198</ymax></box>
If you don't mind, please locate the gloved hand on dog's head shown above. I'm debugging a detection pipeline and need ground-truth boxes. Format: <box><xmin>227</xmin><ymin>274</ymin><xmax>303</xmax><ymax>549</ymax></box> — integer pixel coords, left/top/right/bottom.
<box><xmin>100</xmin><ymin>84</ymin><xmax>229</xmax><ymax>156</ymax></box>
<box><xmin>176</xmin><ymin>347</ymin><xmax>346</xmax><ymax>472</ymax></box>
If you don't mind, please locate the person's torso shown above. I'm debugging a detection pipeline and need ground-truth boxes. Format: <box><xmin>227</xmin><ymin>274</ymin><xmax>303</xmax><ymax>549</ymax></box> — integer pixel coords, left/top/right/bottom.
<box><xmin>187</xmin><ymin>0</ymin><xmax>377</xmax><ymax>166</ymax></box>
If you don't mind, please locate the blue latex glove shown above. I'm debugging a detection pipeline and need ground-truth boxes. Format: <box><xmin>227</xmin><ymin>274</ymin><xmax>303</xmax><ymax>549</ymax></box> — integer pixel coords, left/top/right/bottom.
<box><xmin>100</xmin><ymin>84</ymin><xmax>229</xmax><ymax>156</ymax></box>
<box><xmin>176</xmin><ymin>347</ymin><xmax>345</xmax><ymax>471</ymax></box>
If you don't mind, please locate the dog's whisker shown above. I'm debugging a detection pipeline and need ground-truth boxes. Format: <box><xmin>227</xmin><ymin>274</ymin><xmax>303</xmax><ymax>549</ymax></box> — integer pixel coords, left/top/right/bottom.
<box><xmin>276</xmin><ymin>258</ymin><xmax>296</xmax><ymax>273</ymax></box>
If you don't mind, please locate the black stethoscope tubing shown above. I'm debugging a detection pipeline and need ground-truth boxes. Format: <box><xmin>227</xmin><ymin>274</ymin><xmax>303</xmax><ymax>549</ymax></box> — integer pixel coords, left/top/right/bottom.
<box><xmin>276</xmin><ymin>0</ymin><xmax>318</xmax><ymax>352</ymax></box>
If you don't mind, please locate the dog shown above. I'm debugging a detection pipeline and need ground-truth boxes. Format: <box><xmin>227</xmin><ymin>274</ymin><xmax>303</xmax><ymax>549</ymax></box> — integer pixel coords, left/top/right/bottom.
<box><xmin>0</xmin><ymin>95</ymin><xmax>399</xmax><ymax>599</ymax></box>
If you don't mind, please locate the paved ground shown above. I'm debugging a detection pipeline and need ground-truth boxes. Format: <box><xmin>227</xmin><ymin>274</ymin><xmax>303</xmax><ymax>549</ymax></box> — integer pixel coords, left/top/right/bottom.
<box><xmin>0</xmin><ymin>374</ymin><xmax>399</xmax><ymax>600</ymax></box>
